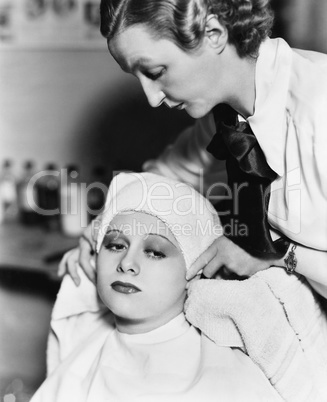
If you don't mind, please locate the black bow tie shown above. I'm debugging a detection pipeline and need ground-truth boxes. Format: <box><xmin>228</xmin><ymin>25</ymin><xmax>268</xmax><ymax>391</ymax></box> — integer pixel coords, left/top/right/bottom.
<box><xmin>207</xmin><ymin>103</ymin><xmax>288</xmax><ymax>259</ymax></box>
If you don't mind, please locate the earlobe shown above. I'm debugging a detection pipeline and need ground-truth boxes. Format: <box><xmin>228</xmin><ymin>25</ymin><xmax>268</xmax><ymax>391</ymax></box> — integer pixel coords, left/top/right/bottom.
<box><xmin>205</xmin><ymin>14</ymin><xmax>228</xmax><ymax>54</ymax></box>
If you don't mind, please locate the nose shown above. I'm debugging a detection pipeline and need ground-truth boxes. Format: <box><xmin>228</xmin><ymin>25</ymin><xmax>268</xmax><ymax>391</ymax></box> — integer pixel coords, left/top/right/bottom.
<box><xmin>117</xmin><ymin>250</ymin><xmax>140</xmax><ymax>275</ymax></box>
<box><xmin>140</xmin><ymin>77</ymin><xmax>165</xmax><ymax>108</ymax></box>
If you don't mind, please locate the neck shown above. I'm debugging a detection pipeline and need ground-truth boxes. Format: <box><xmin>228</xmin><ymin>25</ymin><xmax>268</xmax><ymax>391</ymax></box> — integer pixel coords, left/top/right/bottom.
<box><xmin>220</xmin><ymin>45</ymin><xmax>257</xmax><ymax>119</ymax></box>
<box><xmin>114</xmin><ymin>310</ymin><xmax>185</xmax><ymax>335</ymax></box>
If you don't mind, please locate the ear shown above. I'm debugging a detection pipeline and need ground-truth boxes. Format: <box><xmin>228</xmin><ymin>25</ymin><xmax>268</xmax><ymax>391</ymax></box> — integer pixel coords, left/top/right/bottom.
<box><xmin>205</xmin><ymin>14</ymin><xmax>228</xmax><ymax>53</ymax></box>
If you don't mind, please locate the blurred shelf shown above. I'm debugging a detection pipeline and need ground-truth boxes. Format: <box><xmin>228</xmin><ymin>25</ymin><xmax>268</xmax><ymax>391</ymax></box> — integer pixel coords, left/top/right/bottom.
<box><xmin>0</xmin><ymin>221</ymin><xmax>79</xmax><ymax>278</ymax></box>
<box><xmin>0</xmin><ymin>42</ymin><xmax>108</xmax><ymax>51</ymax></box>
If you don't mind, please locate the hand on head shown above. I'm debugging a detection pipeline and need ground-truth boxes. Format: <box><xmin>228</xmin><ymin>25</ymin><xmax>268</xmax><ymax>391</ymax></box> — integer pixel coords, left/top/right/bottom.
<box><xmin>187</xmin><ymin>235</ymin><xmax>280</xmax><ymax>281</ymax></box>
<box><xmin>57</xmin><ymin>221</ymin><xmax>98</xmax><ymax>286</ymax></box>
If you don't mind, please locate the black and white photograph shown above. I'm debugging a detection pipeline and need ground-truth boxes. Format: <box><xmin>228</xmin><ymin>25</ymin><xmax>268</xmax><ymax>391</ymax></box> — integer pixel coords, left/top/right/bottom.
<box><xmin>1</xmin><ymin>1</ymin><xmax>327</xmax><ymax>401</ymax></box>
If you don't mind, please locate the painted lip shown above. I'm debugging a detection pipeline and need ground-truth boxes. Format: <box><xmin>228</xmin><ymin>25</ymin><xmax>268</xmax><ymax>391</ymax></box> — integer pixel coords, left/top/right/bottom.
<box><xmin>111</xmin><ymin>281</ymin><xmax>141</xmax><ymax>294</ymax></box>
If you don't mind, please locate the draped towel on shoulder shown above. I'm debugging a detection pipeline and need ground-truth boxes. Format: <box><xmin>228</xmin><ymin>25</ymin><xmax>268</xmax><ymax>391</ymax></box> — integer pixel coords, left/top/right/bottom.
<box><xmin>185</xmin><ymin>268</ymin><xmax>327</xmax><ymax>401</ymax></box>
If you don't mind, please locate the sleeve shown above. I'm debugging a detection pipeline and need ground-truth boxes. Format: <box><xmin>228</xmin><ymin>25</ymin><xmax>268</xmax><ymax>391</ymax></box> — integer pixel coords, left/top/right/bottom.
<box><xmin>142</xmin><ymin>113</ymin><xmax>227</xmax><ymax>197</ymax></box>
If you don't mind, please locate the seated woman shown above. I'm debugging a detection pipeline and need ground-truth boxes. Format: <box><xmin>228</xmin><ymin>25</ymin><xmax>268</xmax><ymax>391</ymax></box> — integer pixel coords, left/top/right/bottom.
<box><xmin>31</xmin><ymin>172</ymin><xmax>280</xmax><ymax>401</ymax></box>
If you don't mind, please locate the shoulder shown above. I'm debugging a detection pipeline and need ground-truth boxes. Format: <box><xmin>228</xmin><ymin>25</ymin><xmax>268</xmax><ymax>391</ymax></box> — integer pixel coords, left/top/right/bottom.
<box><xmin>293</xmin><ymin>48</ymin><xmax>327</xmax><ymax>67</ymax></box>
<box><xmin>288</xmin><ymin>46</ymin><xmax>327</xmax><ymax>126</ymax></box>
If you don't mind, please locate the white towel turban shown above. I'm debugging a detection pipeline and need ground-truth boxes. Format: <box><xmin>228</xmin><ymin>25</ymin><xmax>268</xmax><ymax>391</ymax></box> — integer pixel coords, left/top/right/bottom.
<box><xmin>96</xmin><ymin>172</ymin><xmax>222</xmax><ymax>270</ymax></box>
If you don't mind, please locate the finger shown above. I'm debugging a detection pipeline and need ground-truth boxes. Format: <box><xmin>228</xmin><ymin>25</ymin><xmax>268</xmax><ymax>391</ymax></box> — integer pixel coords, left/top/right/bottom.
<box><xmin>57</xmin><ymin>248</ymin><xmax>76</xmax><ymax>277</ymax></box>
<box><xmin>185</xmin><ymin>273</ymin><xmax>201</xmax><ymax>290</ymax></box>
<box><xmin>78</xmin><ymin>237</ymin><xmax>96</xmax><ymax>284</ymax></box>
<box><xmin>202</xmin><ymin>256</ymin><xmax>224</xmax><ymax>278</ymax></box>
<box><xmin>90</xmin><ymin>217</ymin><xmax>102</xmax><ymax>243</ymax></box>
<box><xmin>66</xmin><ymin>253</ymin><xmax>81</xmax><ymax>287</ymax></box>
<box><xmin>186</xmin><ymin>245</ymin><xmax>217</xmax><ymax>280</ymax></box>
<box><xmin>57</xmin><ymin>251</ymin><xmax>69</xmax><ymax>277</ymax></box>
<box><xmin>81</xmin><ymin>233</ymin><xmax>95</xmax><ymax>251</ymax></box>
<box><xmin>82</xmin><ymin>219</ymin><xmax>99</xmax><ymax>248</ymax></box>
<box><xmin>58</xmin><ymin>248</ymin><xmax>80</xmax><ymax>286</ymax></box>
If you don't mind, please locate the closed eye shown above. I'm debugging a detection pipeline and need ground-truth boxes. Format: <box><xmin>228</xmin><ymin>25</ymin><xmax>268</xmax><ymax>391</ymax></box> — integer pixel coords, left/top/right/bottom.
<box><xmin>143</xmin><ymin>68</ymin><xmax>165</xmax><ymax>81</ymax></box>
<box><xmin>105</xmin><ymin>242</ymin><xmax>126</xmax><ymax>253</ymax></box>
<box><xmin>144</xmin><ymin>249</ymin><xmax>166</xmax><ymax>259</ymax></box>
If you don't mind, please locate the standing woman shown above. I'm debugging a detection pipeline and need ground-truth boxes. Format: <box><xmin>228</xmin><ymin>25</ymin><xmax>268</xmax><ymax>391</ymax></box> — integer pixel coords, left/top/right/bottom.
<box><xmin>60</xmin><ymin>0</ymin><xmax>327</xmax><ymax>298</ymax></box>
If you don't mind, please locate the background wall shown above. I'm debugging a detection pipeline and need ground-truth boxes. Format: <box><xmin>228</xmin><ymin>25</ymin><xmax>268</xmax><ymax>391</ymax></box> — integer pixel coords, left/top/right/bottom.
<box><xmin>0</xmin><ymin>46</ymin><xmax>192</xmax><ymax>181</ymax></box>
<box><xmin>273</xmin><ymin>0</ymin><xmax>327</xmax><ymax>53</ymax></box>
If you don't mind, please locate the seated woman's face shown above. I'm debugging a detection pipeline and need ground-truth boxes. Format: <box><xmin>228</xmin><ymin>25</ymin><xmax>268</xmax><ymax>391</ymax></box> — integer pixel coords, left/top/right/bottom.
<box><xmin>97</xmin><ymin>212</ymin><xmax>187</xmax><ymax>333</ymax></box>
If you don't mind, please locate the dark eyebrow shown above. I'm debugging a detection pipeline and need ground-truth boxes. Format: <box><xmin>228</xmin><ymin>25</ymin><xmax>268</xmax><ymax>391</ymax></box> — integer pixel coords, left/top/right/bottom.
<box><xmin>105</xmin><ymin>229</ymin><xmax>122</xmax><ymax>236</ymax></box>
<box><xmin>146</xmin><ymin>233</ymin><xmax>177</xmax><ymax>249</ymax></box>
<box><xmin>104</xmin><ymin>229</ymin><xmax>177</xmax><ymax>249</ymax></box>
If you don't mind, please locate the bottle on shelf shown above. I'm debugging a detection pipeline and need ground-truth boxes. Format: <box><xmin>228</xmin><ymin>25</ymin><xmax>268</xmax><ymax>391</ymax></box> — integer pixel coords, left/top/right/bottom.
<box><xmin>60</xmin><ymin>164</ymin><xmax>88</xmax><ymax>237</ymax></box>
<box><xmin>0</xmin><ymin>159</ymin><xmax>18</xmax><ymax>223</ymax></box>
<box><xmin>87</xmin><ymin>165</ymin><xmax>108</xmax><ymax>223</ymax></box>
<box><xmin>37</xmin><ymin>163</ymin><xmax>60</xmax><ymax>231</ymax></box>
<box><xmin>16</xmin><ymin>160</ymin><xmax>40</xmax><ymax>225</ymax></box>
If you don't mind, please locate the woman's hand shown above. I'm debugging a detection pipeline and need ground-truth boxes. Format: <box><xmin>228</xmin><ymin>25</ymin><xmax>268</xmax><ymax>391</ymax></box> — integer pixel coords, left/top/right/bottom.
<box><xmin>186</xmin><ymin>235</ymin><xmax>277</xmax><ymax>280</ymax></box>
<box><xmin>57</xmin><ymin>221</ymin><xmax>98</xmax><ymax>286</ymax></box>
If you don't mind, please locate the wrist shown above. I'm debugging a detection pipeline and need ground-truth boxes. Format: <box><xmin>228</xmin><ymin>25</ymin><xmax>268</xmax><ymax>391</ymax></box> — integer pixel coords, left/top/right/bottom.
<box><xmin>284</xmin><ymin>244</ymin><xmax>297</xmax><ymax>273</ymax></box>
<box><xmin>274</xmin><ymin>243</ymin><xmax>298</xmax><ymax>274</ymax></box>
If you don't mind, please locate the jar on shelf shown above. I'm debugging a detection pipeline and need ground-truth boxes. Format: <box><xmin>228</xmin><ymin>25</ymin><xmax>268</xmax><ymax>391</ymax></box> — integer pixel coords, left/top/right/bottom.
<box><xmin>0</xmin><ymin>159</ymin><xmax>18</xmax><ymax>223</ymax></box>
<box><xmin>60</xmin><ymin>165</ymin><xmax>88</xmax><ymax>237</ymax></box>
<box><xmin>16</xmin><ymin>160</ymin><xmax>40</xmax><ymax>226</ymax></box>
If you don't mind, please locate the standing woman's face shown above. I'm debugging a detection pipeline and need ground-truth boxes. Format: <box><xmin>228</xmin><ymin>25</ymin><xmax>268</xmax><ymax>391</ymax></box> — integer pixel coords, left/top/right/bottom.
<box><xmin>108</xmin><ymin>24</ymin><xmax>225</xmax><ymax>119</ymax></box>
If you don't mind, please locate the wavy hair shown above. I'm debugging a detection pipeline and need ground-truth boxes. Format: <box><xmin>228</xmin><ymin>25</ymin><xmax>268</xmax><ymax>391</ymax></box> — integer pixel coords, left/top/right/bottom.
<box><xmin>100</xmin><ymin>0</ymin><xmax>274</xmax><ymax>58</ymax></box>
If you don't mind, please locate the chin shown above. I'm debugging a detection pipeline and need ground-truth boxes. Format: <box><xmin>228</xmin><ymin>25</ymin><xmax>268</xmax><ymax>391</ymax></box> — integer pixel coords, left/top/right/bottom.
<box><xmin>185</xmin><ymin>104</ymin><xmax>211</xmax><ymax>119</ymax></box>
<box><xmin>109</xmin><ymin>303</ymin><xmax>138</xmax><ymax>319</ymax></box>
